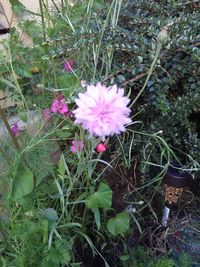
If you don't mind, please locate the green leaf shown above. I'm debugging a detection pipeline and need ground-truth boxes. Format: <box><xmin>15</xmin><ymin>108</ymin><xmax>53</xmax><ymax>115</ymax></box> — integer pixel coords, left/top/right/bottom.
<box><xmin>56</xmin><ymin>130</ymin><xmax>72</xmax><ymax>140</ymax></box>
<box><xmin>94</xmin><ymin>0</ymin><xmax>105</xmax><ymax>10</ymax></box>
<box><xmin>86</xmin><ymin>182</ymin><xmax>112</xmax><ymax>209</ymax></box>
<box><xmin>58</xmin><ymin>154</ymin><xmax>65</xmax><ymax>178</ymax></box>
<box><xmin>10</xmin><ymin>0</ymin><xmax>26</xmax><ymax>15</ymax></box>
<box><xmin>93</xmin><ymin>208</ymin><xmax>101</xmax><ymax>230</ymax></box>
<box><xmin>0</xmin><ymin>77</ymin><xmax>16</xmax><ymax>89</ymax></box>
<box><xmin>42</xmin><ymin>261</ymin><xmax>59</xmax><ymax>267</ymax></box>
<box><xmin>120</xmin><ymin>255</ymin><xmax>130</xmax><ymax>262</ymax></box>
<box><xmin>19</xmin><ymin>112</ymin><xmax>28</xmax><ymax>122</ymax></box>
<box><xmin>57</xmin><ymin>73</ymin><xmax>78</xmax><ymax>90</ymax></box>
<box><xmin>107</xmin><ymin>212</ymin><xmax>130</xmax><ymax>236</ymax></box>
<box><xmin>19</xmin><ymin>20</ymin><xmax>40</xmax><ymax>38</ymax></box>
<box><xmin>12</xmin><ymin>168</ymin><xmax>34</xmax><ymax>200</ymax></box>
<box><xmin>15</xmin><ymin>65</ymin><xmax>32</xmax><ymax>78</ymax></box>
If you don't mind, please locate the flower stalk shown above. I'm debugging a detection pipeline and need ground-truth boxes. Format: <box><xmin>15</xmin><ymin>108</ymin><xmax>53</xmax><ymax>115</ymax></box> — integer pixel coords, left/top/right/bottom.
<box><xmin>129</xmin><ymin>27</ymin><xmax>168</xmax><ymax>108</ymax></box>
<box><xmin>39</xmin><ymin>0</ymin><xmax>46</xmax><ymax>41</ymax></box>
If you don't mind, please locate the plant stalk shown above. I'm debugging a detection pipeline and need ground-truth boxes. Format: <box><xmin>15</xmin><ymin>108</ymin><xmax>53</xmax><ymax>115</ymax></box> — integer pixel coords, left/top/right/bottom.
<box><xmin>39</xmin><ymin>0</ymin><xmax>46</xmax><ymax>41</ymax></box>
<box><xmin>129</xmin><ymin>42</ymin><xmax>162</xmax><ymax>108</ymax></box>
<box><xmin>0</xmin><ymin>107</ymin><xmax>20</xmax><ymax>151</ymax></box>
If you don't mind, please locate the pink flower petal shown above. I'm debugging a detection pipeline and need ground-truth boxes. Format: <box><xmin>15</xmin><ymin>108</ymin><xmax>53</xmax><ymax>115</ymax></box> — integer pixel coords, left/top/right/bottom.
<box><xmin>73</xmin><ymin>83</ymin><xmax>132</xmax><ymax>140</ymax></box>
<box><xmin>51</xmin><ymin>98</ymin><xmax>69</xmax><ymax>116</ymax></box>
<box><xmin>51</xmin><ymin>99</ymin><xmax>59</xmax><ymax>113</ymax></box>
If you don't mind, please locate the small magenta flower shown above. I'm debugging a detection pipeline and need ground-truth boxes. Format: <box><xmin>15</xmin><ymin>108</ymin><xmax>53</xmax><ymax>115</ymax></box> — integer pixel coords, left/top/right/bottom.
<box><xmin>11</xmin><ymin>123</ymin><xmax>20</xmax><ymax>136</ymax></box>
<box><xmin>42</xmin><ymin>108</ymin><xmax>52</xmax><ymax>122</ymax></box>
<box><xmin>73</xmin><ymin>83</ymin><xmax>132</xmax><ymax>140</ymax></box>
<box><xmin>51</xmin><ymin>99</ymin><xmax>68</xmax><ymax>115</ymax></box>
<box><xmin>70</xmin><ymin>140</ymin><xmax>84</xmax><ymax>153</ymax></box>
<box><xmin>64</xmin><ymin>59</ymin><xmax>75</xmax><ymax>72</ymax></box>
<box><xmin>96</xmin><ymin>143</ymin><xmax>107</xmax><ymax>153</ymax></box>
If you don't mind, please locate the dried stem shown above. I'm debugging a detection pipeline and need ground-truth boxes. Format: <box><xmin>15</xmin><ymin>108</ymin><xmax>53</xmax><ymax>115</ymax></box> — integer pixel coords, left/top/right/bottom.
<box><xmin>0</xmin><ymin>107</ymin><xmax>20</xmax><ymax>151</ymax></box>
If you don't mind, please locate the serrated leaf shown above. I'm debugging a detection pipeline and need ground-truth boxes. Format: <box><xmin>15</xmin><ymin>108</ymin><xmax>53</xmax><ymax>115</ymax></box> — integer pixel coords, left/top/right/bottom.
<box><xmin>86</xmin><ymin>182</ymin><xmax>112</xmax><ymax>209</ymax></box>
<box><xmin>107</xmin><ymin>212</ymin><xmax>130</xmax><ymax>236</ymax></box>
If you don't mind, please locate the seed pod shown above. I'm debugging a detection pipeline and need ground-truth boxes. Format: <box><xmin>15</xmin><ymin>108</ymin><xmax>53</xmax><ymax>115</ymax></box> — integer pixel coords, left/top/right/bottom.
<box><xmin>157</xmin><ymin>26</ymin><xmax>168</xmax><ymax>44</ymax></box>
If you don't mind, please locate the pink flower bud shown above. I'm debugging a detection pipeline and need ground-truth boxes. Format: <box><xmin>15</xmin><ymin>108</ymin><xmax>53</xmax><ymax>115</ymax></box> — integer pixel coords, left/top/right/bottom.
<box><xmin>70</xmin><ymin>140</ymin><xmax>84</xmax><ymax>153</ymax></box>
<box><xmin>64</xmin><ymin>59</ymin><xmax>75</xmax><ymax>72</ymax></box>
<box><xmin>11</xmin><ymin>123</ymin><xmax>20</xmax><ymax>136</ymax></box>
<box><xmin>157</xmin><ymin>26</ymin><xmax>168</xmax><ymax>44</ymax></box>
<box><xmin>96</xmin><ymin>143</ymin><xmax>107</xmax><ymax>153</ymax></box>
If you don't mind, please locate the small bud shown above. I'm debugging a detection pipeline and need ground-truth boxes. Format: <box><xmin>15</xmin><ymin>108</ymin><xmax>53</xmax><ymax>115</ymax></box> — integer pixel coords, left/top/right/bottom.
<box><xmin>131</xmin><ymin>208</ymin><xmax>136</xmax><ymax>213</ymax></box>
<box><xmin>157</xmin><ymin>27</ymin><xmax>168</xmax><ymax>44</ymax></box>
<box><xmin>43</xmin><ymin>208</ymin><xmax>58</xmax><ymax>222</ymax></box>
<box><xmin>31</xmin><ymin>66</ymin><xmax>40</xmax><ymax>73</ymax></box>
<box><xmin>11</xmin><ymin>123</ymin><xmax>20</xmax><ymax>136</ymax></box>
<box><xmin>96</xmin><ymin>143</ymin><xmax>107</xmax><ymax>153</ymax></box>
<box><xmin>155</xmin><ymin>130</ymin><xmax>163</xmax><ymax>135</ymax></box>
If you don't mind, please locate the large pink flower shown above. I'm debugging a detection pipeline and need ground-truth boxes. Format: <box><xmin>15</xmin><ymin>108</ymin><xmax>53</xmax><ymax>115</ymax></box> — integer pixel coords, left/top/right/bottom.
<box><xmin>73</xmin><ymin>83</ymin><xmax>131</xmax><ymax>140</ymax></box>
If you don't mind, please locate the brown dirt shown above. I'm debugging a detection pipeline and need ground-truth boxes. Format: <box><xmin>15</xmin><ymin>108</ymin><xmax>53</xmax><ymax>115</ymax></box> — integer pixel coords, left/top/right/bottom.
<box><xmin>102</xmin><ymin>159</ymin><xmax>138</xmax><ymax>211</ymax></box>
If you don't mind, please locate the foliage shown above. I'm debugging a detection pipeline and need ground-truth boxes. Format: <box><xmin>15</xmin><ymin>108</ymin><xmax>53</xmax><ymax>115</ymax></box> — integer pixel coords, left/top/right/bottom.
<box><xmin>120</xmin><ymin>246</ymin><xmax>177</xmax><ymax>267</ymax></box>
<box><xmin>0</xmin><ymin>0</ymin><xmax>200</xmax><ymax>266</ymax></box>
<box><xmin>107</xmin><ymin>212</ymin><xmax>130</xmax><ymax>236</ymax></box>
<box><xmin>86</xmin><ymin>182</ymin><xmax>112</xmax><ymax>209</ymax></box>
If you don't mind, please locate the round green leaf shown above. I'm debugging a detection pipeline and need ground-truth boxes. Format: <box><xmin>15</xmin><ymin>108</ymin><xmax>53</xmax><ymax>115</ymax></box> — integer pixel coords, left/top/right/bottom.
<box><xmin>107</xmin><ymin>212</ymin><xmax>130</xmax><ymax>236</ymax></box>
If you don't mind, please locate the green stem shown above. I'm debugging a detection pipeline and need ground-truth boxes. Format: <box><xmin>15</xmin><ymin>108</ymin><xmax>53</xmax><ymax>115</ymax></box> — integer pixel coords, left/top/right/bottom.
<box><xmin>92</xmin><ymin>0</ymin><xmax>115</xmax><ymax>80</ymax></box>
<box><xmin>7</xmin><ymin>46</ymin><xmax>29</xmax><ymax>110</ymax></box>
<box><xmin>39</xmin><ymin>0</ymin><xmax>46</xmax><ymax>41</ymax></box>
<box><xmin>129</xmin><ymin>42</ymin><xmax>162</xmax><ymax>108</ymax></box>
<box><xmin>0</xmin><ymin>107</ymin><xmax>20</xmax><ymax>151</ymax></box>
<box><xmin>61</xmin><ymin>0</ymin><xmax>64</xmax><ymax>14</ymax></box>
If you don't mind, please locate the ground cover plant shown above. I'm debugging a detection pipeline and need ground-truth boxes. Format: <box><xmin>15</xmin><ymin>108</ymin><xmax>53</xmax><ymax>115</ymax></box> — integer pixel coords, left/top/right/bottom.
<box><xmin>0</xmin><ymin>0</ymin><xmax>200</xmax><ymax>266</ymax></box>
